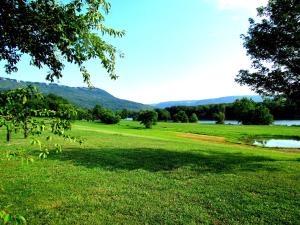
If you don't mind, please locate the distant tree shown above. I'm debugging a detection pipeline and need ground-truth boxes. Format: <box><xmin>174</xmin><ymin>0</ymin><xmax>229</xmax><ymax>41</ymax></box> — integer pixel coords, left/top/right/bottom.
<box><xmin>92</xmin><ymin>105</ymin><xmax>106</xmax><ymax>121</ymax></box>
<box><xmin>236</xmin><ymin>0</ymin><xmax>300</xmax><ymax>105</ymax></box>
<box><xmin>189</xmin><ymin>113</ymin><xmax>198</xmax><ymax>123</ymax></box>
<box><xmin>100</xmin><ymin>110</ymin><xmax>120</xmax><ymax>124</ymax></box>
<box><xmin>214</xmin><ymin>112</ymin><xmax>225</xmax><ymax>124</ymax></box>
<box><xmin>0</xmin><ymin>0</ymin><xmax>124</xmax><ymax>86</ymax></box>
<box><xmin>173</xmin><ymin>111</ymin><xmax>189</xmax><ymax>123</ymax></box>
<box><xmin>253</xmin><ymin>104</ymin><xmax>274</xmax><ymax>125</ymax></box>
<box><xmin>44</xmin><ymin>94</ymin><xmax>70</xmax><ymax>111</ymax></box>
<box><xmin>137</xmin><ymin>110</ymin><xmax>158</xmax><ymax>128</ymax></box>
<box><xmin>76</xmin><ymin>108</ymin><xmax>93</xmax><ymax>121</ymax></box>
<box><xmin>263</xmin><ymin>97</ymin><xmax>300</xmax><ymax>119</ymax></box>
<box><xmin>155</xmin><ymin>109</ymin><xmax>171</xmax><ymax>122</ymax></box>
<box><xmin>117</xmin><ymin>109</ymin><xmax>129</xmax><ymax>119</ymax></box>
<box><xmin>92</xmin><ymin>105</ymin><xmax>120</xmax><ymax>124</ymax></box>
<box><xmin>233</xmin><ymin>98</ymin><xmax>273</xmax><ymax>125</ymax></box>
<box><xmin>233</xmin><ymin>98</ymin><xmax>256</xmax><ymax>125</ymax></box>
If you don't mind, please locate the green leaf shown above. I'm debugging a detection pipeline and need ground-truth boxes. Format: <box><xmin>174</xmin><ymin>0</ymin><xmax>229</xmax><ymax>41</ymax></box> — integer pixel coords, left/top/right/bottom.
<box><xmin>22</xmin><ymin>96</ymin><xmax>27</xmax><ymax>104</ymax></box>
<box><xmin>3</xmin><ymin>213</ymin><xmax>12</xmax><ymax>223</ymax></box>
<box><xmin>15</xmin><ymin>215</ymin><xmax>27</xmax><ymax>224</ymax></box>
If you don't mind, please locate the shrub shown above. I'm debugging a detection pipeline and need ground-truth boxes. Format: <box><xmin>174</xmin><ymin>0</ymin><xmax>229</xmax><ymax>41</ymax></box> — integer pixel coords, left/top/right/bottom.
<box><xmin>173</xmin><ymin>111</ymin><xmax>189</xmax><ymax>123</ymax></box>
<box><xmin>233</xmin><ymin>98</ymin><xmax>273</xmax><ymax>125</ymax></box>
<box><xmin>214</xmin><ymin>112</ymin><xmax>225</xmax><ymax>124</ymax></box>
<box><xmin>101</xmin><ymin>111</ymin><xmax>121</xmax><ymax>124</ymax></box>
<box><xmin>92</xmin><ymin>105</ymin><xmax>120</xmax><ymax>124</ymax></box>
<box><xmin>138</xmin><ymin>110</ymin><xmax>158</xmax><ymax>128</ymax></box>
<box><xmin>189</xmin><ymin>113</ymin><xmax>198</xmax><ymax>123</ymax></box>
<box><xmin>155</xmin><ymin>109</ymin><xmax>171</xmax><ymax>122</ymax></box>
<box><xmin>253</xmin><ymin>105</ymin><xmax>273</xmax><ymax>125</ymax></box>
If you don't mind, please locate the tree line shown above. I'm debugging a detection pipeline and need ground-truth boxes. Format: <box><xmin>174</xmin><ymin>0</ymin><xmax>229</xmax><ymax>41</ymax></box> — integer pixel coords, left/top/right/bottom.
<box><xmin>5</xmin><ymin>86</ymin><xmax>298</xmax><ymax>127</ymax></box>
<box><xmin>161</xmin><ymin>97</ymin><xmax>300</xmax><ymax>125</ymax></box>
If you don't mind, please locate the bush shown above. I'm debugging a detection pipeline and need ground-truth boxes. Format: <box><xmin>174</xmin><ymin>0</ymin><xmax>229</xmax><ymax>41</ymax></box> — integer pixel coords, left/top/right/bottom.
<box><xmin>253</xmin><ymin>105</ymin><xmax>273</xmax><ymax>125</ymax></box>
<box><xmin>117</xmin><ymin>109</ymin><xmax>129</xmax><ymax>119</ymax></box>
<box><xmin>155</xmin><ymin>109</ymin><xmax>171</xmax><ymax>122</ymax></box>
<box><xmin>233</xmin><ymin>98</ymin><xmax>273</xmax><ymax>125</ymax></box>
<box><xmin>138</xmin><ymin>110</ymin><xmax>158</xmax><ymax>128</ymax></box>
<box><xmin>214</xmin><ymin>112</ymin><xmax>225</xmax><ymax>124</ymax></box>
<box><xmin>92</xmin><ymin>105</ymin><xmax>120</xmax><ymax>124</ymax></box>
<box><xmin>101</xmin><ymin>111</ymin><xmax>121</xmax><ymax>124</ymax></box>
<box><xmin>173</xmin><ymin>111</ymin><xmax>189</xmax><ymax>123</ymax></box>
<box><xmin>189</xmin><ymin>113</ymin><xmax>198</xmax><ymax>123</ymax></box>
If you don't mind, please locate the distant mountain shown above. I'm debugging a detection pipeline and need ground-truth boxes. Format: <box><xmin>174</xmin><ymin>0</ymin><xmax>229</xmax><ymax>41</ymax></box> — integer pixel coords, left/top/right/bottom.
<box><xmin>0</xmin><ymin>77</ymin><xmax>151</xmax><ymax>111</ymax></box>
<box><xmin>152</xmin><ymin>95</ymin><xmax>263</xmax><ymax>108</ymax></box>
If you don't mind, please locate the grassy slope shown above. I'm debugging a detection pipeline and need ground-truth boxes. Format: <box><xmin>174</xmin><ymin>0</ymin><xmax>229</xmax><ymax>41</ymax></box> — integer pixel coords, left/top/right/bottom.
<box><xmin>0</xmin><ymin>121</ymin><xmax>299</xmax><ymax>224</ymax></box>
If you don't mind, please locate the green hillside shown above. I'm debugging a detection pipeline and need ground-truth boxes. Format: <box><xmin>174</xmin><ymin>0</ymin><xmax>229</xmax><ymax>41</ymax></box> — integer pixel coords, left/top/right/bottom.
<box><xmin>0</xmin><ymin>77</ymin><xmax>150</xmax><ymax>111</ymax></box>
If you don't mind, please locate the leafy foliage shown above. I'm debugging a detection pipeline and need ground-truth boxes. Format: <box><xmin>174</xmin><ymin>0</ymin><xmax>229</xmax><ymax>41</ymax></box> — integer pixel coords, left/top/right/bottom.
<box><xmin>233</xmin><ymin>98</ymin><xmax>273</xmax><ymax>125</ymax></box>
<box><xmin>137</xmin><ymin>110</ymin><xmax>158</xmax><ymax>128</ymax></box>
<box><xmin>189</xmin><ymin>113</ymin><xmax>198</xmax><ymax>123</ymax></box>
<box><xmin>0</xmin><ymin>86</ymin><xmax>83</xmax><ymax>157</ymax></box>
<box><xmin>214</xmin><ymin>112</ymin><xmax>225</xmax><ymax>124</ymax></box>
<box><xmin>155</xmin><ymin>109</ymin><xmax>171</xmax><ymax>122</ymax></box>
<box><xmin>236</xmin><ymin>0</ymin><xmax>300</xmax><ymax>104</ymax></box>
<box><xmin>0</xmin><ymin>210</ymin><xmax>26</xmax><ymax>225</ymax></box>
<box><xmin>0</xmin><ymin>85</ymin><xmax>44</xmax><ymax>141</ymax></box>
<box><xmin>92</xmin><ymin>105</ymin><xmax>120</xmax><ymax>124</ymax></box>
<box><xmin>0</xmin><ymin>0</ymin><xmax>125</xmax><ymax>86</ymax></box>
<box><xmin>117</xmin><ymin>109</ymin><xmax>129</xmax><ymax>119</ymax></box>
<box><xmin>173</xmin><ymin>111</ymin><xmax>189</xmax><ymax>123</ymax></box>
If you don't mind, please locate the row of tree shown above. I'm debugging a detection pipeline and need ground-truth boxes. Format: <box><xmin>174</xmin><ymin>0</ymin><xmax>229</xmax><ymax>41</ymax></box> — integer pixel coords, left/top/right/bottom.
<box><xmin>4</xmin><ymin>86</ymin><xmax>298</xmax><ymax>128</ymax></box>
<box><xmin>161</xmin><ymin>97</ymin><xmax>300</xmax><ymax>124</ymax></box>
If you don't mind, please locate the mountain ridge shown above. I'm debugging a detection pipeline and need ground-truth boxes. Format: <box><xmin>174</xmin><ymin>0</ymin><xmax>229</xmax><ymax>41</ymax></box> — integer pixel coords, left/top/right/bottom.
<box><xmin>0</xmin><ymin>77</ymin><xmax>150</xmax><ymax>111</ymax></box>
<box><xmin>151</xmin><ymin>95</ymin><xmax>263</xmax><ymax>108</ymax></box>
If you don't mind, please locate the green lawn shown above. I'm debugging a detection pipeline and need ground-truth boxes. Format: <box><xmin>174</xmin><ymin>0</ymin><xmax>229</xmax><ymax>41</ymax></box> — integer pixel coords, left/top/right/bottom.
<box><xmin>0</xmin><ymin>121</ymin><xmax>300</xmax><ymax>224</ymax></box>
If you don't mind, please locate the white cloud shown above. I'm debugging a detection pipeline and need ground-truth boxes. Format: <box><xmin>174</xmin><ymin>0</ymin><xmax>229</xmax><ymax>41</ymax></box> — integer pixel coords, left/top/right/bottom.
<box><xmin>217</xmin><ymin>0</ymin><xmax>268</xmax><ymax>11</ymax></box>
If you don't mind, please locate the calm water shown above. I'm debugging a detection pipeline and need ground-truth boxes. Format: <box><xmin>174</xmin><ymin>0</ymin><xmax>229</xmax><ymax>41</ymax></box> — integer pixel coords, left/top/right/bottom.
<box><xmin>253</xmin><ymin>139</ymin><xmax>300</xmax><ymax>148</ymax></box>
<box><xmin>199</xmin><ymin>120</ymin><xmax>300</xmax><ymax>126</ymax></box>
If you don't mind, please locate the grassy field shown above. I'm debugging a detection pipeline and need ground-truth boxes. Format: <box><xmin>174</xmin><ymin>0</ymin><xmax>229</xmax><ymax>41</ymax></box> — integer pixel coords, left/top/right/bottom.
<box><xmin>0</xmin><ymin>120</ymin><xmax>300</xmax><ymax>224</ymax></box>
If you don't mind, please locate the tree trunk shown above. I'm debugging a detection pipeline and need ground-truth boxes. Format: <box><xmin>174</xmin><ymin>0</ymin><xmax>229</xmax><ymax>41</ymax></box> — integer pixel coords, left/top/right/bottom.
<box><xmin>6</xmin><ymin>127</ymin><xmax>11</xmax><ymax>143</ymax></box>
<box><xmin>24</xmin><ymin>122</ymin><xmax>28</xmax><ymax>139</ymax></box>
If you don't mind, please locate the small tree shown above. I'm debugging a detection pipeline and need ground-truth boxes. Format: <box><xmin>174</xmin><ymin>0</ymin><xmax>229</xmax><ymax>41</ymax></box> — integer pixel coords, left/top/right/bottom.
<box><xmin>189</xmin><ymin>113</ymin><xmax>198</xmax><ymax>123</ymax></box>
<box><xmin>100</xmin><ymin>110</ymin><xmax>121</xmax><ymax>124</ymax></box>
<box><xmin>155</xmin><ymin>109</ymin><xmax>171</xmax><ymax>122</ymax></box>
<box><xmin>173</xmin><ymin>111</ymin><xmax>189</xmax><ymax>123</ymax></box>
<box><xmin>138</xmin><ymin>110</ymin><xmax>158</xmax><ymax>128</ymax></box>
<box><xmin>233</xmin><ymin>98</ymin><xmax>273</xmax><ymax>125</ymax></box>
<box><xmin>253</xmin><ymin>104</ymin><xmax>274</xmax><ymax>125</ymax></box>
<box><xmin>0</xmin><ymin>85</ymin><xmax>43</xmax><ymax>141</ymax></box>
<box><xmin>117</xmin><ymin>109</ymin><xmax>129</xmax><ymax>119</ymax></box>
<box><xmin>214</xmin><ymin>112</ymin><xmax>225</xmax><ymax>124</ymax></box>
<box><xmin>233</xmin><ymin>98</ymin><xmax>256</xmax><ymax>125</ymax></box>
<box><xmin>0</xmin><ymin>86</ymin><xmax>82</xmax><ymax>159</ymax></box>
<box><xmin>92</xmin><ymin>105</ymin><xmax>120</xmax><ymax>124</ymax></box>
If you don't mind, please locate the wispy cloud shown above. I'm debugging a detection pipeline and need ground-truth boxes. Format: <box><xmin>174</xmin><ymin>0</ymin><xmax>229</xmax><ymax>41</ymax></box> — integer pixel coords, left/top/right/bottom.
<box><xmin>217</xmin><ymin>0</ymin><xmax>268</xmax><ymax>11</ymax></box>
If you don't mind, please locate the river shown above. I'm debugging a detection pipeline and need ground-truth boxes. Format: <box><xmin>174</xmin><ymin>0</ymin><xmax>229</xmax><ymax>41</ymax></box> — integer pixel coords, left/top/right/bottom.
<box><xmin>198</xmin><ymin>120</ymin><xmax>300</xmax><ymax>126</ymax></box>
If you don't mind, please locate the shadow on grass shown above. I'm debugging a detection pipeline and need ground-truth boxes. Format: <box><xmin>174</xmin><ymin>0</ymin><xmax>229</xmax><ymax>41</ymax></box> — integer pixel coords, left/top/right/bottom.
<box><xmin>49</xmin><ymin>147</ymin><xmax>280</xmax><ymax>173</ymax></box>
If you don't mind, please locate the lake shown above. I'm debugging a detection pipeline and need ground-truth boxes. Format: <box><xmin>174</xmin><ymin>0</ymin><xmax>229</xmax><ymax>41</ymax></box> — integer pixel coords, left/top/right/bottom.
<box><xmin>198</xmin><ymin>120</ymin><xmax>300</xmax><ymax>126</ymax></box>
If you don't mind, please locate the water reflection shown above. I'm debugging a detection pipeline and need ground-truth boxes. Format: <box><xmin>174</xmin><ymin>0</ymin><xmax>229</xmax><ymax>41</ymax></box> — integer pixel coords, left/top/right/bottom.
<box><xmin>198</xmin><ymin>120</ymin><xmax>300</xmax><ymax>126</ymax></box>
<box><xmin>253</xmin><ymin>139</ymin><xmax>300</xmax><ymax>148</ymax></box>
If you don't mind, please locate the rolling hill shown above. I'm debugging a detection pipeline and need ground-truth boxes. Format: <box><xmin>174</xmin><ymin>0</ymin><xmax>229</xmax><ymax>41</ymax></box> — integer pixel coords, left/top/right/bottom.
<box><xmin>0</xmin><ymin>77</ymin><xmax>151</xmax><ymax>111</ymax></box>
<box><xmin>152</xmin><ymin>95</ymin><xmax>263</xmax><ymax>108</ymax></box>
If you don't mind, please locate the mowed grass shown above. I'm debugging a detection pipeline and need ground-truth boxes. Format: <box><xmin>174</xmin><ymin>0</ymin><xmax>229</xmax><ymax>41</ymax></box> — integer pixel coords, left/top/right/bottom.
<box><xmin>0</xmin><ymin>120</ymin><xmax>300</xmax><ymax>224</ymax></box>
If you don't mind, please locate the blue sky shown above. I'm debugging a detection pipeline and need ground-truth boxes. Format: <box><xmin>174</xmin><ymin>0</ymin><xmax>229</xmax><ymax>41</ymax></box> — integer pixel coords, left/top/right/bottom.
<box><xmin>0</xmin><ymin>0</ymin><xmax>268</xmax><ymax>104</ymax></box>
